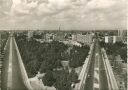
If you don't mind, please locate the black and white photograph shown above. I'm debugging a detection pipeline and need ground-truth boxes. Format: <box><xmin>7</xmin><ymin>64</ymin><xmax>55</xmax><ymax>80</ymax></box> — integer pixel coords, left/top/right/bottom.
<box><xmin>0</xmin><ymin>0</ymin><xmax>127</xmax><ymax>90</ymax></box>
<box><xmin>0</xmin><ymin>30</ymin><xmax>127</xmax><ymax>90</ymax></box>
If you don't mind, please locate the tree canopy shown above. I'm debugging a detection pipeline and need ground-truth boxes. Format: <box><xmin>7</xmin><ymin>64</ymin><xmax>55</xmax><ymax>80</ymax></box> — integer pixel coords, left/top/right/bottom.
<box><xmin>99</xmin><ymin>41</ymin><xmax>127</xmax><ymax>63</ymax></box>
<box><xmin>15</xmin><ymin>32</ymin><xmax>90</xmax><ymax>90</ymax></box>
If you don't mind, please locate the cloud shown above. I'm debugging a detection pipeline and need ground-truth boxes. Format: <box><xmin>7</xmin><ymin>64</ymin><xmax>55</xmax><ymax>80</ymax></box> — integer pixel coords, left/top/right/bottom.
<box><xmin>0</xmin><ymin>0</ymin><xmax>127</xmax><ymax>30</ymax></box>
<box><xmin>86</xmin><ymin>0</ymin><xmax>115</xmax><ymax>9</ymax></box>
<box><xmin>11</xmin><ymin>0</ymin><xmax>38</xmax><ymax>15</ymax></box>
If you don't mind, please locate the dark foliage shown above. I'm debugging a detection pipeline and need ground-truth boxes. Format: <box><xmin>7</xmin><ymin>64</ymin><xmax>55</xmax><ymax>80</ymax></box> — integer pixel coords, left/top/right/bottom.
<box><xmin>42</xmin><ymin>70</ymin><xmax>56</xmax><ymax>87</ymax></box>
<box><xmin>69</xmin><ymin>45</ymin><xmax>90</xmax><ymax>68</ymax></box>
<box><xmin>15</xmin><ymin>32</ymin><xmax>89</xmax><ymax>90</ymax></box>
<box><xmin>99</xmin><ymin>41</ymin><xmax>127</xmax><ymax>63</ymax></box>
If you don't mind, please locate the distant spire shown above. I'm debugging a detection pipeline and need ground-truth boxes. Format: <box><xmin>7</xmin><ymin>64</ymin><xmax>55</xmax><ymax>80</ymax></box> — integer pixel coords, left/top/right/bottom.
<box><xmin>59</xmin><ymin>25</ymin><xmax>61</xmax><ymax>31</ymax></box>
<box><xmin>0</xmin><ymin>33</ymin><xmax>1</xmax><ymax>47</ymax></box>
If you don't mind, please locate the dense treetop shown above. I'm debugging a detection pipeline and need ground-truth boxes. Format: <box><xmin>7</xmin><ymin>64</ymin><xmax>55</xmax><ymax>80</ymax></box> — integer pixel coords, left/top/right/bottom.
<box><xmin>15</xmin><ymin>33</ymin><xmax>90</xmax><ymax>90</ymax></box>
<box><xmin>100</xmin><ymin>41</ymin><xmax>127</xmax><ymax>63</ymax></box>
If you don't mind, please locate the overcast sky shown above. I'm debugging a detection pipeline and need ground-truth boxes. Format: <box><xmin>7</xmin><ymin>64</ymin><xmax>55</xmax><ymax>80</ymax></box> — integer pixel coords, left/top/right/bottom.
<box><xmin>0</xmin><ymin>0</ymin><xmax>127</xmax><ymax>30</ymax></box>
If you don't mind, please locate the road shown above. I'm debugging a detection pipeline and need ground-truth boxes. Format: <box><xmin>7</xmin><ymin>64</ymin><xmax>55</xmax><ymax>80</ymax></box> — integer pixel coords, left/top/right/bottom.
<box><xmin>84</xmin><ymin>39</ymin><xmax>108</xmax><ymax>90</ymax></box>
<box><xmin>1</xmin><ymin>36</ymin><xmax>30</xmax><ymax>90</ymax></box>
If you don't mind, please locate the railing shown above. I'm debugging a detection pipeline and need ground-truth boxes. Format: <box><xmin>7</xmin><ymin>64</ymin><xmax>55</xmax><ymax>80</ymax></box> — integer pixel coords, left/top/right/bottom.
<box><xmin>101</xmin><ymin>48</ymin><xmax>119</xmax><ymax>90</ymax></box>
<box><xmin>13</xmin><ymin>37</ymin><xmax>33</xmax><ymax>90</ymax></box>
<box><xmin>73</xmin><ymin>40</ymin><xmax>95</xmax><ymax>90</ymax></box>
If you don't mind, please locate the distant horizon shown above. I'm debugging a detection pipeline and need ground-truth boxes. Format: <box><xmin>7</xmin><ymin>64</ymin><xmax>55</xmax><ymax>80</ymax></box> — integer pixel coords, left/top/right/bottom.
<box><xmin>0</xmin><ymin>29</ymin><xmax>126</xmax><ymax>32</ymax></box>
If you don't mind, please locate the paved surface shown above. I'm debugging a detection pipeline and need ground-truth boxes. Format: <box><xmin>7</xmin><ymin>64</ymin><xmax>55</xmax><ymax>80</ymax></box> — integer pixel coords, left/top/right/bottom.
<box><xmin>84</xmin><ymin>39</ymin><xmax>108</xmax><ymax>90</ymax></box>
<box><xmin>1</xmin><ymin>36</ymin><xmax>30</xmax><ymax>90</ymax></box>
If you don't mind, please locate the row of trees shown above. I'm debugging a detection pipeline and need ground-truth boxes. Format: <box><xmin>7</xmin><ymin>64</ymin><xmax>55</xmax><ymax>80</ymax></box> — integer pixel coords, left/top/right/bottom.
<box><xmin>0</xmin><ymin>32</ymin><xmax>9</xmax><ymax>52</ymax></box>
<box><xmin>15</xmin><ymin>33</ymin><xmax>90</xmax><ymax>76</ymax></box>
<box><xmin>69</xmin><ymin>45</ymin><xmax>90</xmax><ymax>68</ymax></box>
<box><xmin>42</xmin><ymin>68</ymin><xmax>79</xmax><ymax>90</ymax></box>
<box><xmin>100</xmin><ymin>41</ymin><xmax>127</xmax><ymax>63</ymax></box>
<box><xmin>15</xmin><ymin>33</ymin><xmax>90</xmax><ymax>90</ymax></box>
<box><xmin>16</xmin><ymin>35</ymin><xmax>68</xmax><ymax>77</ymax></box>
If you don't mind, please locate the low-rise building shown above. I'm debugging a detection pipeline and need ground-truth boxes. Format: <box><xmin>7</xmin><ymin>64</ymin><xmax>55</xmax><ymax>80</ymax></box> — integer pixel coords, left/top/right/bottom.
<box><xmin>72</xmin><ymin>34</ymin><xmax>93</xmax><ymax>45</ymax></box>
<box><xmin>54</xmin><ymin>32</ymin><xmax>66</xmax><ymax>41</ymax></box>
<box><xmin>105</xmin><ymin>36</ymin><xmax>113</xmax><ymax>43</ymax></box>
<box><xmin>105</xmin><ymin>36</ymin><xmax>126</xmax><ymax>43</ymax></box>
<box><xmin>44</xmin><ymin>33</ymin><xmax>54</xmax><ymax>42</ymax></box>
<box><xmin>27</xmin><ymin>31</ymin><xmax>34</xmax><ymax>39</ymax></box>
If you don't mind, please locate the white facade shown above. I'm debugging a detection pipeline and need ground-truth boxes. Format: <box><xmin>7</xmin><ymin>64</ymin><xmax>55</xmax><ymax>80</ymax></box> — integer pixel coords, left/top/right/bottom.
<box><xmin>113</xmin><ymin>36</ymin><xmax>116</xmax><ymax>43</ymax></box>
<box><xmin>105</xmin><ymin>36</ymin><xmax>124</xmax><ymax>43</ymax></box>
<box><xmin>72</xmin><ymin>34</ymin><xmax>93</xmax><ymax>45</ymax></box>
<box><xmin>27</xmin><ymin>31</ymin><xmax>33</xmax><ymax>39</ymax></box>
<box><xmin>105</xmin><ymin>36</ymin><xmax>109</xmax><ymax>43</ymax></box>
